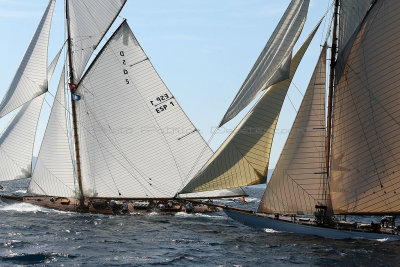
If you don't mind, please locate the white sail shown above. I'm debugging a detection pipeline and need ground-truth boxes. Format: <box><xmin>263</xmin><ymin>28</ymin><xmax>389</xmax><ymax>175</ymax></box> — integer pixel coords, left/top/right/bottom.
<box><xmin>67</xmin><ymin>0</ymin><xmax>127</xmax><ymax>82</ymax></box>
<box><xmin>178</xmin><ymin>187</ymin><xmax>246</xmax><ymax>199</ymax></box>
<box><xmin>180</xmin><ymin>22</ymin><xmax>321</xmax><ymax>194</ymax></box>
<box><xmin>330</xmin><ymin>0</ymin><xmax>400</xmax><ymax>214</ymax></box>
<box><xmin>28</xmin><ymin>70</ymin><xmax>77</xmax><ymax>198</ymax></box>
<box><xmin>0</xmin><ymin>0</ymin><xmax>55</xmax><ymax>118</ymax></box>
<box><xmin>259</xmin><ymin>46</ymin><xmax>327</xmax><ymax>215</ymax></box>
<box><xmin>75</xmin><ymin>21</ymin><xmax>213</xmax><ymax>199</ymax></box>
<box><xmin>0</xmin><ymin>95</ymin><xmax>45</xmax><ymax>181</ymax></box>
<box><xmin>47</xmin><ymin>45</ymin><xmax>64</xmax><ymax>81</ymax></box>
<box><xmin>219</xmin><ymin>0</ymin><xmax>310</xmax><ymax>126</ymax></box>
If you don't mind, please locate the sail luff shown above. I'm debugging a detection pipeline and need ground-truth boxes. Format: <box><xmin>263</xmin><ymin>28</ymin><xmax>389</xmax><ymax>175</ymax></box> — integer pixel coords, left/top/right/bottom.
<box><xmin>326</xmin><ymin>0</ymin><xmax>340</xmax><ymax>208</ymax></box>
<box><xmin>66</xmin><ymin>0</ymin><xmax>84</xmax><ymax>203</ymax></box>
<box><xmin>0</xmin><ymin>0</ymin><xmax>56</xmax><ymax>118</ymax></box>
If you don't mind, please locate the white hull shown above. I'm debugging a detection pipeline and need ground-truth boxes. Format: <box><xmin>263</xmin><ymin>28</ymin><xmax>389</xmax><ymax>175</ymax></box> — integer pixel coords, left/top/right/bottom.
<box><xmin>225</xmin><ymin>209</ymin><xmax>400</xmax><ymax>241</ymax></box>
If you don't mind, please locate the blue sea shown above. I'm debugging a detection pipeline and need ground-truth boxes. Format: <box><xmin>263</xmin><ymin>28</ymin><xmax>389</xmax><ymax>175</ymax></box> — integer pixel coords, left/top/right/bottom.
<box><xmin>1</xmin><ymin>179</ymin><xmax>400</xmax><ymax>266</ymax></box>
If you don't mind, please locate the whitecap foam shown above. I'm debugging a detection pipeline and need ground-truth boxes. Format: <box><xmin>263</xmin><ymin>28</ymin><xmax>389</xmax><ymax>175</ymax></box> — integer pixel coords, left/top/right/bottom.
<box><xmin>14</xmin><ymin>190</ymin><xmax>27</xmax><ymax>194</ymax></box>
<box><xmin>263</xmin><ymin>228</ymin><xmax>280</xmax><ymax>233</ymax></box>
<box><xmin>0</xmin><ymin>202</ymin><xmax>44</xmax><ymax>213</ymax></box>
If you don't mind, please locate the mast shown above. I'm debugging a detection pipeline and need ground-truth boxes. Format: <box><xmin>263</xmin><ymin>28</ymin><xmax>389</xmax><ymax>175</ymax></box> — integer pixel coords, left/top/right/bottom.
<box><xmin>65</xmin><ymin>0</ymin><xmax>84</xmax><ymax>206</ymax></box>
<box><xmin>325</xmin><ymin>0</ymin><xmax>339</xmax><ymax>205</ymax></box>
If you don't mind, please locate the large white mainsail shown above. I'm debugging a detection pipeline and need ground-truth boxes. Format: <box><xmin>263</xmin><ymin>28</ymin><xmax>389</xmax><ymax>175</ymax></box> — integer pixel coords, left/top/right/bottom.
<box><xmin>66</xmin><ymin>0</ymin><xmax>127</xmax><ymax>82</ymax></box>
<box><xmin>0</xmin><ymin>0</ymin><xmax>55</xmax><ymax>118</ymax></box>
<box><xmin>180</xmin><ymin>21</ymin><xmax>321</xmax><ymax>194</ymax></box>
<box><xmin>219</xmin><ymin>0</ymin><xmax>310</xmax><ymax>126</ymax></box>
<box><xmin>258</xmin><ymin>46</ymin><xmax>326</xmax><ymax>215</ymax></box>
<box><xmin>28</xmin><ymin>70</ymin><xmax>77</xmax><ymax>198</ymax></box>
<box><xmin>75</xmin><ymin>21</ymin><xmax>213</xmax><ymax>199</ymax></box>
<box><xmin>330</xmin><ymin>0</ymin><xmax>400</xmax><ymax>214</ymax></box>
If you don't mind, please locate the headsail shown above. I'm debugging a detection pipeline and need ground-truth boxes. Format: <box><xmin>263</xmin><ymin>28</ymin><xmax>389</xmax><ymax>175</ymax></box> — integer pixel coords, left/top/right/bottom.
<box><xmin>219</xmin><ymin>0</ymin><xmax>310</xmax><ymax>126</ymax></box>
<box><xmin>0</xmin><ymin>95</ymin><xmax>45</xmax><ymax>181</ymax></box>
<box><xmin>330</xmin><ymin>0</ymin><xmax>400</xmax><ymax>214</ymax></box>
<box><xmin>180</xmin><ymin>22</ymin><xmax>321</xmax><ymax>194</ymax></box>
<box><xmin>75</xmin><ymin>21</ymin><xmax>213</xmax><ymax>199</ymax></box>
<box><xmin>258</xmin><ymin>46</ymin><xmax>327</xmax><ymax>215</ymax></box>
<box><xmin>66</xmin><ymin>0</ymin><xmax>127</xmax><ymax>82</ymax></box>
<box><xmin>178</xmin><ymin>188</ymin><xmax>246</xmax><ymax>199</ymax></box>
<box><xmin>0</xmin><ymin>48</ymin><xmax>63</xmax><ymax>182</ymax></box>
<box><xmin>28</xmin><ymin>70</ymin><xmax>77</xmax><ymax>198</ymax></box>
<box><xmin>0</xmin><ymin>0</ymin><xmax>55</xmax><ymax>118</ymax></box>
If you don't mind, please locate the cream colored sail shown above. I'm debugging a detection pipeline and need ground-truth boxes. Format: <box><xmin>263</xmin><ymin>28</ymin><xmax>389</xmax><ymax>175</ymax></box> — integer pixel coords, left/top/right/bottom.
<box><xmin>0</xmin><ymin>0</ymin><xmax>55</xmax><ymax>118</ymax></box>
<box><xmin>258</xmin><ymin>47</ymin><xmax>326</xmax><ymax>215</ymax></box>
<box><xmin>67</xmin><ymin>0</ymin><xmax>127</xmax><ymax>81</ymax></box>
<box><xmin>180</xmin><ymin>22</ymin><xmax>321</xmax><ymax>194</ymax></box>
<box><xmin>330</xmin><ymin>0</ymin><xmax>400</xmax><ymax>214</ymax></box>
<box><xmin>219</xmin><ymin>0</ymin><xmax>310</xmax><ymax>126</ymax></box>
<box><xmin>336</xmin><ymin>0</ymin><xmax>372</xmax><ymax>81</ymax></box>
<box><xmin>75</xmin><ymin>21</ymin><xmax>213</xmax><ymax>199</ymax></box>
<box><xmin>28</xmin><ymin>70</ymin><xmax>77</xmax><ymax>198</ymax></box>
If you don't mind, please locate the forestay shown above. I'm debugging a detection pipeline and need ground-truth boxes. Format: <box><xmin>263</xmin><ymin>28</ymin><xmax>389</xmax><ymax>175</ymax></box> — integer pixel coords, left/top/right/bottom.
<box><xmin>219</xmin><ymin>0</ymin><xmax>310</xmax><ymax>126</ymax></box>
<box><xmin>28</xmin><ymin>70</ymin><xmax>77</xmax><ymax>198</ymax></box>
<box><xmin>180</xmin><ymin>22</ymin><xmax>321</xmax><ymax>194</ymax></box>
<box><xmin>330</xmin><ymin>0</ymin><xmax>400</xmax><ymax>214</ymax></box>
<box><xmin>258</xmin><ymin>47</ymin><xmax>326</xmax><ymax>215</ymax></box>
<box><xmin>75</xmin><ymin>21</ymin><xmax>213</xmax><ymax>198</ymax></box>
<box><xmin>0</xmin><ymin>0</ymin><xmax>55</xmax><ymax>118</ymax></box>
<box><xmin>67</xmin><ymin>0</ymin><xmax>127</xmax><ymax>82</ymax></box>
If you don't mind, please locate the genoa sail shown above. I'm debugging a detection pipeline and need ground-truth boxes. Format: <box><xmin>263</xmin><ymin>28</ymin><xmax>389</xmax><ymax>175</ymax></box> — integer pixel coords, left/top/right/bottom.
<box><xmin>28</xmin><ymin>70</ymin><xmax>77</xmax><ymax>198</ymax></box>
<box><xmin>75</xmin><ymin>21</ymin><xmax>213</xmax><ymax>199</ymax></box>
<box><xmin>178</xmin><ymin>187</ymin><xmax>246</xmax><ymax>199</ymax></box>
<box><xmin>219</xmin><ymin>0</ymin><xmax>310</xmax><ymax>126</ymax></box>
<box><xmin>180</xmin><ymin>21</ymin><xmax>321</xmax><ymax>194</ymax></box>
<box><xmin>66</xmin><ymin>0</ymin><xmax>127</xmax><ymax>82</ymax></box>
<box><xmin>0</xmin><ymin>0</ymin><xmax>55</xmax><ymax>118</ymax></box>
<box><xmin>330</xmin><ymin>0</ymin><xmax>400</xmax><ymax>214</ymax></box>
<box><xmin>258</xmin><ymin>46</ymin><xmax>327</xmax><ymax>215</ymax></box>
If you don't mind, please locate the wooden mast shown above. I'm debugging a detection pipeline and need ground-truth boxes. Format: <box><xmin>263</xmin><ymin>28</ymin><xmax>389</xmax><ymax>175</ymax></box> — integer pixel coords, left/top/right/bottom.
<box><xmin>325</xmin><ymin>0</ymin><xmax>340</xmax><ymax>206</ymax></box>
<box><xmin>65</xmin><ymin>0</ymin><xmax>85</xmax><ymax>207</ymax></box>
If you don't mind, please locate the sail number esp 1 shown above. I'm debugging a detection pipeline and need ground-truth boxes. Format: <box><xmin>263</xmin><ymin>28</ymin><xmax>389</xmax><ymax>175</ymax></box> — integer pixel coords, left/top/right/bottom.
<box><xmin>150</xmin><ymin>94</ymin><xmax>175</xmax><ymax>113</ymax></box>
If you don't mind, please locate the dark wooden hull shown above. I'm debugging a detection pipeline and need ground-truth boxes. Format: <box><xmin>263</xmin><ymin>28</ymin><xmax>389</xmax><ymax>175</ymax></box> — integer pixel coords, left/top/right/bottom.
<box><xmin>0</xmin><ymin>195</ymin><xmax>221</xmax><ymax>215</ymax></box>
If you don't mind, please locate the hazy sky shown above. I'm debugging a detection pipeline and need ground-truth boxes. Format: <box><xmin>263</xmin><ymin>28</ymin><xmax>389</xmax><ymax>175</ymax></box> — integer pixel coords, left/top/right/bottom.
<box><xmin>0</xmin><ymin>0</ymin><xmax>334</xmax><ymax>169</ymax></box>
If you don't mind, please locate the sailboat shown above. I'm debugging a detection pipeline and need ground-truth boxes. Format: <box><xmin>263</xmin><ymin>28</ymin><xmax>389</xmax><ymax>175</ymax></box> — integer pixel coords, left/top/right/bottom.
<box><xmin>179</xmin><ymin>0</ymin><xmax>400</xmax><ymax>240</ymax></box>
<box><xmin>0</xmin><ymin>0</ymin><xmax>247</xmax><ymax>215</ymax></box>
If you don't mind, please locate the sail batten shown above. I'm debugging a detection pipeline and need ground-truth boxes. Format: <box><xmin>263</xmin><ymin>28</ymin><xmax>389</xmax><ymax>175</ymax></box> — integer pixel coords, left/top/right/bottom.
<box><xmin>67</xmin><ymin>0</ymin><xmax>127</xmax><ymax>82</ymax></box>
<box><xmin>330</xmin><ymin>0</ymin><xmax>400</xmax><ymax>214</ymax></box>
<box><xmin>180</xmin><ymin>21</ymin><xmax>321</xmax><ymax>194</ymax></box>
<box><xmin>258</xmin><ymin>46</ymin><xmax>327</xmax><ymax>216</ymax></box>
<box><xmin>28</xmin><ymin>70</ymin><xmax>77</xmax><ymax>198</ymax></box>
<box><xmin>0</xmin><ymin>0</ymin><xmax>55</xmax><ymax>118</ymax></box>
<box><xmin>75</xmin><ymin>21</ymin><xmax>213</xmax><ymax>199</ymax></box>
<box><xmin>219</xmin><ymin>0</ymin><xmax>310</xmax><ymax>126</ymax></box>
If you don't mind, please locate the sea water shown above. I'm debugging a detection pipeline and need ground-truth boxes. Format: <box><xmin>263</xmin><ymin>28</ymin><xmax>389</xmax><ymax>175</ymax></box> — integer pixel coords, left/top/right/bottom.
<box><xmin>1</xmin><ymin>180</ymin><xmax>400</xmax><ymax>266</ymax></box>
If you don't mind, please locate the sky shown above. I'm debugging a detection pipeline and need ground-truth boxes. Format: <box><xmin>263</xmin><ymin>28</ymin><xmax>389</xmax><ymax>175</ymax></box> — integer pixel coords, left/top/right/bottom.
<box><xmin>0</xmin><ymin>0</ymin><xmax>334</xmax><ymax>170</ymax></box>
